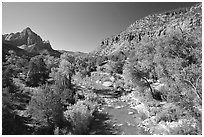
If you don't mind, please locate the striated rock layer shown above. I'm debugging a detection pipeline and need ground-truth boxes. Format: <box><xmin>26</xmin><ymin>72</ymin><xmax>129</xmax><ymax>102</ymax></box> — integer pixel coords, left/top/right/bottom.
<box><xmin>91</xmin><ymin>3</ymin><xmax>201</xmax><ymax>57</ymax></box>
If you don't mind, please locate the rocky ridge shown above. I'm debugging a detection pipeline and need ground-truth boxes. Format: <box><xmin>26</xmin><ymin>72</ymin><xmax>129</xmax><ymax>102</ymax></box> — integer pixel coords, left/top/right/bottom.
<box><xmin>2</xmin><ymin>27</ymin><xmax>60</xmax><ymax>57</ymax></box>
<box><xmin>91</xmin><ymin>3</ymin><xmax>201</xmax><ymax>57</ymax></box>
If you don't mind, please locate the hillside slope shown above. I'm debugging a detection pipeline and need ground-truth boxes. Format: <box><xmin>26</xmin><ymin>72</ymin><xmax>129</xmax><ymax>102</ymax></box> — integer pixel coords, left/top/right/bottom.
<box><xmin>91</xmin><ymin>3</ymin><xmax>201</xmax><ymax>57</ymax></box>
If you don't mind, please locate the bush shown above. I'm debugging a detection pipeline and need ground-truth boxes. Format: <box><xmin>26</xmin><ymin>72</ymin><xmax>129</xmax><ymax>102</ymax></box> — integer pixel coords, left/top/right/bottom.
<box><xmin>156</xmin><ymin>103</ymin><xmax>182</xmax><ymax>123</ymax></box>
<box><xmin>28</xmin><ymin>84</ymin><xmax>63</xmax><ymax>133</ymax></box>
<box><xmin>64</xmin><ymin>100</ymin><xmax>96</xmax><ymax>134</ymax></box>
<box><xmin>168</xmin><ymin>118</ymin><xmax>202</xmax><ymax>135</ymax></box>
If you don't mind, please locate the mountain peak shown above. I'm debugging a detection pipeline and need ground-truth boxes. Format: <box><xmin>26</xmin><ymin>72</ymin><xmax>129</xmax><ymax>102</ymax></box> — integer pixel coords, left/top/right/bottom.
<box><xmin>2</xmin><ymin>27</ymin><xmax>60</xmax><ymax>57</ymax></box>
<box><xmin>22</xmin><ymin>27</ymin><xmax>33</xmax><ymax>35</ymax></box>
<box><xmin>25</xmin><ymin>27</ymin><xmax>32</xmax><ymax>31</ymax></box>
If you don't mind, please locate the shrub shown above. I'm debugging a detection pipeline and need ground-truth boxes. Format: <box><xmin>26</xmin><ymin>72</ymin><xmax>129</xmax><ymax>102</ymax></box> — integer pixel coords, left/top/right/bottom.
<box><xmin>64</xmin><ymin>100</ymin><xmax>96</xmax><ymax>134</ymax></box>
<box><xmin>28</xmin><ymin>84</ymin><xmax>63</xmax><ymax>133</ymax></box>
<box><xmin>156</xmin><ymin>103</ymin><xmax>182</xmax><ymax>123</ymax></box>
<box><xmin>168</xmin><ymin>118</ymin><xmax>202</xmax><ymax>135</ymax></box>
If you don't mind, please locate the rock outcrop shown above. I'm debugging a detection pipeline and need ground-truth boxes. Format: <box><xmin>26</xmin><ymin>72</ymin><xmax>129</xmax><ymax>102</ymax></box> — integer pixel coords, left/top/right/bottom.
<box><xmin>4</xmin><ymin>27</ymin><xmax>43</xmax><ymax>46</ymax></box>
<box><xmin>90</xmin><ymin>3</ymin><xmax>201</xmax><ymax>57</ymax></box>
<box><xmin>2</xmin><ymin>27</ymin><xmax>60</xmax><ymax>57</ymax></box>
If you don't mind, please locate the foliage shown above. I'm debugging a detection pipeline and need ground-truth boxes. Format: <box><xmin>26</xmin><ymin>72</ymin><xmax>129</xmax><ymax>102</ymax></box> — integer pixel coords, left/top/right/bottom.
<box><xmin>2</xmin><ymin>65</ymin><xmax>17</xmax><ymax>93</ymax></box>
<box><xmin>59</xmin><ymin>53</ymin><xmax>75</xmax><ymax>76</ymax></box>
<box><xmin>74</xmin><ymin>56</ymin><xmax>97</xmax><ymax>78</ymax></box>
<box><xmin>1</xmin><ymin>4</ymin><xmax>202</xmax><ymax>135</ymax></box>
<box><xmin>168</xmin><ymin>118</ymin><xmax>202</xmax><ymax>135</ymax></box>
<box><xmin>64</xmin><ymin>100</ymin><xmax>96</xmax><ymax>134</ymax></box>
<box><xmin>43</xmin><ymin>55</ymin><xmax>60</xmax><ymax>73</ymax></box>
<box><xmin>128</xmin><ymin>29</ymin><xmax>202</xmax><ymax>135</ymax></box>
<box><xmin>28</xmin><ymin>84</ymin><xmax>63</xmax><ymax>132</ymax></box>
<box><xmin>15</xmin><ymin>57</ymin><xmax>29</xmax><ymax>70</ymax></box>
<box><xmin>83</xmin><ymin>90</ymin><xmax>102</xmax><ymax>105</ymax></box>
<box><xmin>53</xmin><ymin>72</ymin><xmax>76</xmax><ymax>105</ymax></box>
<box><xmin>26</xmin><ymin>56</ymin><xmax>49</xmax><ymax>87</ymax></box>
<box><xmin>49</xmin><ymin>53</ymin><xmax>78</xmax><ymax>105</ymax></box>
<box><xmin>2</xmin><ymin>85</ymin><xmax>31</xmax><ymax>134</ymax></box>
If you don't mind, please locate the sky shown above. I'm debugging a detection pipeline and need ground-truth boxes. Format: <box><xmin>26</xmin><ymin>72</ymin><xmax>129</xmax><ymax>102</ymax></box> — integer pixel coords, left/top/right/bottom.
<box><xmin>2</xmin><ymin>2</ymin><xmax>197</xmax><ymax>53</ymax></box>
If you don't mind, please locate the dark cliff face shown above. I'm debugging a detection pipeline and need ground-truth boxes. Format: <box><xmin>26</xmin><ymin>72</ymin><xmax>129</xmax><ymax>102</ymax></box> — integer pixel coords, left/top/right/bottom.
<box><xmin>2</xmin><ymin>27</ymin><xmax>60</xmax><ymax>57</ymax></box>
<box><xmin>91</xmin><ymin>3</ymin><xmax>202</xmax><ymax>57</ymax></box>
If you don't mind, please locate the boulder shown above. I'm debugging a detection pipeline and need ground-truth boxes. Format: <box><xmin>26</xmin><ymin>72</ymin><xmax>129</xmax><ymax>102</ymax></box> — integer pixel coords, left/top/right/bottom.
<box><xmin>110</xmin><ymin>76</ymin><xmax>115</xmax><ymax>82</ymax></box>
<box><xmin>96</xmin><ymin>80</ymin><xmax>100</xmax><ymax>83</ymax></box>
<box><xmin>102</xmin><ymin>81</ymin><xmax>113</xmax><ymax>87</ymax></box>
<box><xmin>152</xmin><ymin>83</ymin><xmax>166</xmax><ymax>91</ymax></box>
<box><xmin>115</xmin><ymin>106</ymin><xmax>123</xmax><ymax>109</ymax></box>
<box><xmin>128</xmin><ymin>111</ymin><xmax>134</xmax><ymax>115</ymax></box>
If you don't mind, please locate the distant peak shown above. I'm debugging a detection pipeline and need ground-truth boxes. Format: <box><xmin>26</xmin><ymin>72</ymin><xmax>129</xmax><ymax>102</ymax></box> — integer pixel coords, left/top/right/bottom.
<box><xmin>23</xmin><ymin>27</ymin><xmax>32</xmax><ymax>33</ymax></box>
<box><xmin>25</xmin><ymin>27</ymin><xmax>31</xmax><ymax>31</ymax></box>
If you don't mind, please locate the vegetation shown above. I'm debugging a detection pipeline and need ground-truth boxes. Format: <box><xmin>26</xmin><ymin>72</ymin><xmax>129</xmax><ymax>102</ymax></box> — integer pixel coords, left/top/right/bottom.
<box><xmin>2</xmin><ymin>3</ymin><xmax>202</xmax><ymax>135</ymax></box>
<box><xmin>127</xmin><ymin>29</ymin><xmax>202</xmax><ymax>134</ymax></box>
<box><xmin>26</xmin><ymin>56</ymin><xmax>49</xmax><ymax>87</ymax></box>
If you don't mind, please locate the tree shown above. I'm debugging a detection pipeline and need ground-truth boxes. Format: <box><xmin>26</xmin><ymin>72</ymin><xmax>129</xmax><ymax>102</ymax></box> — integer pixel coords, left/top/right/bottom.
<box><xmin>128</xmin><ymin>41</ymin><xmax>162</xmax><ymax>100</ymax></box>
<box><xmin>28</xmin><ymin>84</ymin><xmax>63</xmax><ymax>134</ymax></box>
<box><xmin>16</xmin><ymin>57</ymin><xmax>29</xmax><ymax>70</ymax></box>
<box><xmin>153</xmin><ymin>31</ymin><xmax>202</xmax><ymax>103</ymax></box>
<box><xmin>57</xmin><ymin>53</ymin><xmax>76</xmax><ymax>86</ymax></box>
<box><xmin>53</xmin><ymin>72</ymin><xmax>76</xmax><ymax>105</ymax></box>
<box><xmin>49</xmin><ymin>53</ymin><xmax>77</xmax><ymax>105</ymax></box>
<box><xmin>2</xmin><ymin>65</ymin><xmax>17</xmax><ymax>93</ymax></box>
<box><xmin>129</xmin><ymin>64</ymin><xmax>164</xmax><ymax>101</ymax></box>
<box><xmin>26</xmin><ymin>56</ymin><xmax>49</xmax><ymax>87</ymax></box>
<box><xmin>74</xmin><ymin>56</ymin><xmax>87</xmax><ymax>73</ymax></box>
<box><xmin>43</xmin><ymin>55</ymin><xmax>60</xmax><ymax>73</ymax></box>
